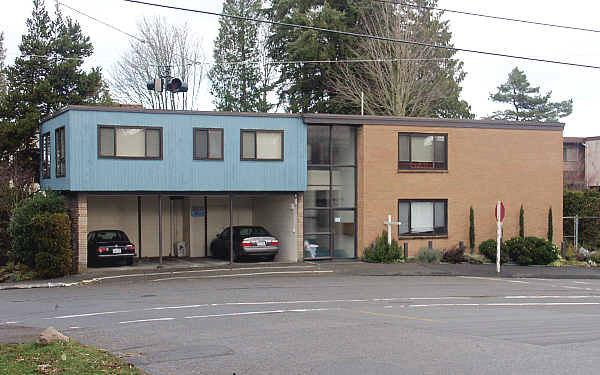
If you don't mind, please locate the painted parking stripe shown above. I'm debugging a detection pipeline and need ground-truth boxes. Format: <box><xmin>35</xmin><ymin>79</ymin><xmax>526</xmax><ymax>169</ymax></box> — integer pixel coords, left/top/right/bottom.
<box><xmin>39</xmin><ymin>295</ymin><xmax>600</xmax><ymax>322</ymax></box>
<box><xmin>152</xmin><ymin>270</ymin><xmax>333</xmax><ymax>281</ymax></box>
<box><xmin>119</xmin><ymin>317</ymin><xmax>176</xmax><ymax>324</ymax></box>
<box><xmin>408</xmin><ymin>302</ymin><xmax>600</xmax><ymax>308</ymax></box>
<box><xmin>459</xmin><ymin>276</ymin><xmax>529</xmax><ymax>284</ymax></box>
<box><xmin>184</xmin><ymin>308</ymin><xmax>334</xmax><ymax>319</ymax></box>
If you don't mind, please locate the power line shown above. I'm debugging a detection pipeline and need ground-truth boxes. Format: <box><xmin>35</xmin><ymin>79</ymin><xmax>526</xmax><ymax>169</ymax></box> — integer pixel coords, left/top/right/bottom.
<box><xmin>372</xmin><ymin>0</ymin><xmax>600</xmax><ymax>34</ymax></box>
<box><xmin>58</xmin><ymin>1</ymin><xmax>145</xmax><ymax>44</ymax></box>
<box><xmin>121</xmin><ymin>0</ymin><xmax>600</xmax><ymax>70</ymax></box>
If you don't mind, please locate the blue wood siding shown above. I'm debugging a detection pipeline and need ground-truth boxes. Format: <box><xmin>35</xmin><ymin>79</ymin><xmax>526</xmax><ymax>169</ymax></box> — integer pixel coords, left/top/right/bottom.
<box><xmin>40</xmin><ymin>109</ymin><xmax>307</xmax><ymax>192</ymax></box>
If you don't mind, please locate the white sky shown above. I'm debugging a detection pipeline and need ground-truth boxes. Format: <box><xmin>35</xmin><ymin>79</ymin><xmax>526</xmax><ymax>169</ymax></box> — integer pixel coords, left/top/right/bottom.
<box><xmin>1</xmin><ymin>0</ymin><xmax>599</xmax><ymax>136</ymax></box>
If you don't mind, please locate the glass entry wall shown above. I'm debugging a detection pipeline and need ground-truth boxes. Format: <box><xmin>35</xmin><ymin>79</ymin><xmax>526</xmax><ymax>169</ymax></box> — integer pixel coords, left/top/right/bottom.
<box><xmin>304</xmin><ymin>125</ymin><xmax>356</xmax><ymax>259</ymax></box>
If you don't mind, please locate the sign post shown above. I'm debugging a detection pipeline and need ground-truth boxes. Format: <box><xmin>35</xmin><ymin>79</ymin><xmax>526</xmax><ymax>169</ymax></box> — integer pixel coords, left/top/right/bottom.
<box><xmin>384</xmin><ymin>215</ymin><xmax>402</xmax><ymax>245</ymax></box>
<box><xmin>495</xmin><ymin>201</ymin><xmax>505</xmax><ymax>274</ymax></box>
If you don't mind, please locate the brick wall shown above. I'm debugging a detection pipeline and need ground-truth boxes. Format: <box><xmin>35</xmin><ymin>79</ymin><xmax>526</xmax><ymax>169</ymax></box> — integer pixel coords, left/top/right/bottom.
<box><xmin>357</xmin><ymin>124</ymin><xmax>563</xmax><ymax>256</ymax></box>
<box><xmin>68</xmin><ymin>192</ymin><xmax>88</xmax><ymax>273</ymax></box>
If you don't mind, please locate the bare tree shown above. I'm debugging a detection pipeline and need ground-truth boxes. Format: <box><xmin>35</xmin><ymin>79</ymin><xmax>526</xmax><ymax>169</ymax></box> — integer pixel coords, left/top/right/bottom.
<box><xmin>110</xmin><ymin>17</ymin><xmax>205</xmax><ymax>110</ymax></box>
<box><xmin>329</xmin><ymin>2</ymin><xmax>471</xmax><ymax>118</ymax></box>
<box><xmin>0</xmin><ymin>31</ymin><xmax>7</xmax><ymax>100</ymax></box>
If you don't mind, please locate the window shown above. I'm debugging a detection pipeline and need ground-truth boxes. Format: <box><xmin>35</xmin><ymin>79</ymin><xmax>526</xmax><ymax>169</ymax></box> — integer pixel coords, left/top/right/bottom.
<box><xmin>98</xmin><ymin>126</ymin><xmax>162</xmax><ymax>159</ymax></box>
<box><xmin>194</xmin><ymin>128</ymin><xmax>223</xmax><ymax>160</ymax></box>
<box><xmin>55</xmin><ymin>127</ymin><xmax>66</xmax><ymax>177</ymax></box>
<box><xmin>564</xmin><ymin>145</ymin><xmax>578</xmax><ymax>162</ymax></box>
<box><xmin>398</xmin><ymin>133</ymin><xmax>447</xmax><ymax>170</ymax></box>
<box><xmin>398</xmin><ymin>199</ymin><xmax>447</xmax><ymax>236</ymax></box>
<box><xmin>241</xmin><ymin>130</ymin><xmax>283</xmax><ymax>160</ymax></box>
<box><xmin>41</xmin><ymin>132</ymin><xmax>51</xmax><ymax>179</ymax></box>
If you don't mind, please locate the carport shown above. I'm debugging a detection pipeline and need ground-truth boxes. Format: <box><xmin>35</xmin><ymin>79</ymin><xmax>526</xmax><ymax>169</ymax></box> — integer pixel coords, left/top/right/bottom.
<box><xmin>85</xmin><ymin>192</ymin><xmax>302</xmax><ymax>265</ymax></box>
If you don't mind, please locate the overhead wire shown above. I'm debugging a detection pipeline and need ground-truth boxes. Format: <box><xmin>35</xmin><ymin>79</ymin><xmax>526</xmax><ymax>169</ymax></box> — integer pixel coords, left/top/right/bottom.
<box><xmin>121</xmin><ymin>0</ymin><xmax>600</xmax><ymax>70</ymax></box>
<box><xmin>371</xmin><ymin>0</ymin><xmax>600</xmax><ymax>34</ymax></box>
<box><xmin>57</xmin><ymin>1</ymin><xmax>146</xmax><ymax>44</ymax></box>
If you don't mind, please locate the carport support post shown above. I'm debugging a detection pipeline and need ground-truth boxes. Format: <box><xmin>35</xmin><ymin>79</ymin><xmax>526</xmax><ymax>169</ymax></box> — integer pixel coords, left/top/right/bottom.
<box><xmin>159</xmin><ymin>194</ymin><xmax>163</xmax><ymax>265</ymax></box>
<box><xmin>229</xmin><ymin>193</ymin><xmax>233</xmax><ymax>265</ymax></box>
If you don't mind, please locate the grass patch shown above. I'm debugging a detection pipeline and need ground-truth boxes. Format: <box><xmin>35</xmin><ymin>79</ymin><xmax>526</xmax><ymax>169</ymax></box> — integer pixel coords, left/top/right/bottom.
<box><xmin>0</xmin><ymin>340</ymin><xmax>147</xmax><ymax>375</ymax></box>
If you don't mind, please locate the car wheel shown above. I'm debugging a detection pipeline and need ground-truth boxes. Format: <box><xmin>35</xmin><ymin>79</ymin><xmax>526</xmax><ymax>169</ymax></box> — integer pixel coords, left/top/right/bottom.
<box><xmin>265</xmin><ymin>255</ymin><xmax>276</xmax><ymax>262</ymax></box>
<box><xmin>125</xmin><ymin>257</ymin><xmax>134</xmax><ymax>266</ymax></box>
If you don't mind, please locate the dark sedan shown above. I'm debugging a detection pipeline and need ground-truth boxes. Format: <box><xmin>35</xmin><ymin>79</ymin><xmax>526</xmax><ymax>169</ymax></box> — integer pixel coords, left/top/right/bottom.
<box><xmin>87</xmin><ymin>230</ymin><xmax>136</xmax><ymax>266</ymax></box>
<box><xmin>210</xmin><ymin>226</ymin><xmax>279</xmax><ymax>261</ymax></box>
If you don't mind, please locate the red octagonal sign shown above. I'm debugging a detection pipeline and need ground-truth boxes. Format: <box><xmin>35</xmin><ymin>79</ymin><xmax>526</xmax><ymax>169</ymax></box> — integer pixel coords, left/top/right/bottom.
<box><xmin>495</xmin><ymin>201</ymin><xmax>505</xmax><ymax>222</ymax></box>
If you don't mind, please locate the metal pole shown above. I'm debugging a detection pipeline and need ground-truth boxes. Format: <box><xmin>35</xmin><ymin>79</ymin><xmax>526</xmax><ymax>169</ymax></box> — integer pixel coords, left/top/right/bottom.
<box><xmin>137</xmin><ymin>196</ymin><xmax>142</xmax><ymax>259</ymax></box>
<box><xmin>574</xmin><ymin>214</ymin><xmax>579</xmax><ymax>250</ymax></box>
<box><xmin>204</xmin><ymin>196</ymin><xmax>208</xmax><ymax>257</ymax></box>
<box><xmin>158</xmin><ymin>194</ymin><xmax>163</xmax><ymax>265</ymax></box>
<box><xmin>229</xmin><ymin>193</ymin><xmax>233</xmax><ymax>265</ymax></box>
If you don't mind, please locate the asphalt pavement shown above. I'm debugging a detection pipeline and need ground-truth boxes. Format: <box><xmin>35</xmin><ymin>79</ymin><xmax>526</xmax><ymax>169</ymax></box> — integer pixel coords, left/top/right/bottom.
<box><xmin>2</xmin><ymin>265</ymin><xmax>600</xmax><ymax>374</ymax></box>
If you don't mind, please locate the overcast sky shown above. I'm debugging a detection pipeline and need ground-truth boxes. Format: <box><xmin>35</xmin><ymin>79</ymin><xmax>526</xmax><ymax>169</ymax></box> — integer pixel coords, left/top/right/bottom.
<box><xmin>2</xmin><ymin>0</ymin><xmax>599</xmax><ymax>136</ymax></box>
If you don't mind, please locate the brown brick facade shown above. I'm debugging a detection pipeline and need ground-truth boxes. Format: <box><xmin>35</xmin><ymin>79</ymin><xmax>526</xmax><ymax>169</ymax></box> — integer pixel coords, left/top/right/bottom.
<box><xmin>357</xmin><ymin>124</ymin><xmax>563</xmax><ymax>256</ymax></box>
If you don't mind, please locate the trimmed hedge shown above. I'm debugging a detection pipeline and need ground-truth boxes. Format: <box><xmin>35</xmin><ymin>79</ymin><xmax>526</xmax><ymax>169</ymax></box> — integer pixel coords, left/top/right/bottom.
<box><xmin>480</xmin><ymin>236</ymin><xmax>558</xmax><ymax>266</ymax></box>
<box><xmin>31</xmin><ymin>212</ymin><xmax>72</xmax><ymax>278</ymax></box>
<box><xmin>478</xmin><ymin>239</ymin><xmax>508</xmax><ymax>263</ymax></box>
<box><xmin>8</xmin><ymin>191</ymin><xmax>66</xmax><ymax>267</ymax></box>
<box><xmin>362</xmin><ymin>231</ymin><xmax>403</xmax><ymax>263</ymax></box>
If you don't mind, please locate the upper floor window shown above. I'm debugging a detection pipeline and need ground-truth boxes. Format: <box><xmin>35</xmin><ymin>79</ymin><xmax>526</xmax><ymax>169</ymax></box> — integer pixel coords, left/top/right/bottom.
<box><xmin>398</xmin><ymin>133</ymin><xmax>447</xmax><ymax>170</ymax></box>
<box><xmin>398</xmin><ymin>199</ymin><xmax>447</xmax><ymax>236</ymax></box>
<box><xmin>241</xmin><ymin>130</ymin><xmax>283</xmax><ymax>161</ymax></box>
<box><xmin>55</xmin><ymin>127</ymin><xmax>66</xmax><ymax>177</ymax></box>
<box><xmin>98</xmin><ymin>125</ymin><xmax>162</xmax><ymax>159</ymax></box>
<box><xmin>194</xmin><ymin>128</ymin><xmax>223</xmax><ymax>160</ymax></box>
<box><xmin>563</xmin><ymin>145</ymin><xmax>578</xmax><ymax>162</ymax></box>
<box><xmin>41</xmin><ymin>132</ymin><xmax>51</xmax><ymax>179</ymax></box>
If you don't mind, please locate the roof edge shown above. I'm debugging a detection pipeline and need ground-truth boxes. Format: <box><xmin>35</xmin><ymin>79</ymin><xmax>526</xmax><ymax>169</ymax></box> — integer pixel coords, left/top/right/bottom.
<box><xmin>301</xmin><ymin>113</ymin><xmax>564</xmax><ymax>131</ymax></box>
<box><xmin>42</xmin><ymin>105</ymin><xmax>565</xmax><ymax>131</ymax></box>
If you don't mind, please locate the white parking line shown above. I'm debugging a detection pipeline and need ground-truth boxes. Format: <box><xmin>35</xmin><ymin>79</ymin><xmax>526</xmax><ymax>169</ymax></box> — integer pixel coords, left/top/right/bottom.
<box><xmin>152</xmin><ymin>270</ymin><xmax>333</xmax><ymax>281</ymax></box>
<box><xmin>458</xmin><ymin>276</ymin><xmax>529</xmax><ymax>284</ymax></box>
<box><xmin>52</xmin><ymin>310</ymin><xmax>133</xmax><ymax>319</ymax></box>
<box><xmin>408</xmin><ymin>302</ymin><xmax>600</xmax><ymax>308</ymax></box>
<box><xmin>184</xmin><ymin>308</ymin><xmax>335</xmax><ymax>319</ymax></box>
<box><xmin>119</xmin><ymin>317</ymin><xmax>176</xmax><ymax>324</ymax></box>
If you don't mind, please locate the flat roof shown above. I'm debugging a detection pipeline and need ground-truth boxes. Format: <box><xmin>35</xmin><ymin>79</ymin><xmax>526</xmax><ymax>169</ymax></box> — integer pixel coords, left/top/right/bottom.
<box><xmin>43</xmin><ymin>105</ymin><xmax>564</xmax><ymax>131</ymax></box>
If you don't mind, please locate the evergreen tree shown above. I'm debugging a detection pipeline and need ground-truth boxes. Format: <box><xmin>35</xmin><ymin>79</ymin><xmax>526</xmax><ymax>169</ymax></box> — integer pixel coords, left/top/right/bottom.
<box><xmin>488</xmin><ymin>67</ymin><xmax>573</xmax><ymax>122</ymax></box>
<box><xmin>209</xmin><ymin>0</ymin><xmax>269</xmax><ymax>112</ymax></box>
<box><xmin>0</xmin><ymin>0</ymin><xmax>105</xmax><ymax>167</ymax></box>
<box><xmin>268</xmin><ymin>0</ymin><xmax>365</xmax><ymax>113</ymax></box>
<box><xmin>547</xmin><ymin>207</ymin><xmax>553</xmax><ymax>243</ymax></box>
<box><xmin>519</xmin><ymin>205</ymin><xmax>525</xmax><ymax>238</ymax></box>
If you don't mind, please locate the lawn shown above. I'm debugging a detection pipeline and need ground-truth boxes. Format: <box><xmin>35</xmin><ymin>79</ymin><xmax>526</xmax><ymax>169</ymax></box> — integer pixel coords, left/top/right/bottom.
<box><xmin>0</xmin><ymin>340</ymin><xmax>147</xmax><ymax>375</ymax></box>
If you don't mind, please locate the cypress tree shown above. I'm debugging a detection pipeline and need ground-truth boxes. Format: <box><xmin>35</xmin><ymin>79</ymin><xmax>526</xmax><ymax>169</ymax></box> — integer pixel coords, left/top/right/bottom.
<box><xmin>209</xmin><ymin>0</ymin><xmax>267</xmax><ymax>112</ymax></box>
<box><xmin>548</xmin><ymin>207</ymin><xmax>553</xmax><ymax>242</ymax></box>
<box><xmin>519</xmin><ymin>205</ymin><xmax>525</xmax><ymax>238</ymax></box>
<box><xmin>469</xmin><ymin>206</ymin><xmax>475</xmax><ymax>251</ymax></box>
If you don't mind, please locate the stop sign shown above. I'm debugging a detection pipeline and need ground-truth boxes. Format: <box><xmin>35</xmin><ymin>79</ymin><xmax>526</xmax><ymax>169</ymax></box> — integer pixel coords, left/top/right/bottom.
<box><xmin>495</xmin><ymin>201</ymin><xmax>505</xmax><ymax>222</ymax></box>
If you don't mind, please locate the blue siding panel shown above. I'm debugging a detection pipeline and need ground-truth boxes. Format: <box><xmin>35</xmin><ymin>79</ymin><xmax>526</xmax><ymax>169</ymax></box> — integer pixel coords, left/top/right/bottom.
<box><xmin>41</xmin><ymin>109</ymin><xmax>307</xmax><ymax>192</ymax></box>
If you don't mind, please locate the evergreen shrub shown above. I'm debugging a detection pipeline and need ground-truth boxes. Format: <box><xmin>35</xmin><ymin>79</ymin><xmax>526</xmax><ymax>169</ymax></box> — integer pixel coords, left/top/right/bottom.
<box><xmin>8</xmin><ymin>191</ymin><xmax>67</xmax><ymax>267</ymax></box>
<box><xmin>362</xmin><ymin>231</ymin><xmax>402</xmax><ymax>263</ymax></box>
<box><xmin>31</xmin><ymin>212</ymin><xmax>72</xmax><ymax>278</ymax></box>
<box><xmin>442</xmin><ymin>245</ymin><xmax>465</xmax><ymax>263</ymax></box>
<box><xmin>416</xmin><ymin>247</ymin><xmax>442</xmax><ymax>263</ymax></box>
<box><xmin>478</xmin><ymin>239</ymin><xmax>508</xmax><ymax>263</ymax></box>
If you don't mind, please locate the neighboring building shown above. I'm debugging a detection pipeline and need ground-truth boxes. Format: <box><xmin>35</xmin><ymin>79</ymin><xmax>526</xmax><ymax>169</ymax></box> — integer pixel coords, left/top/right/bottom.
<box><xmin>40</xmin><ymin>106</ymin><xmax>563</xmax><ymax>271</ymax></box>
<box><xmin>563</xmin><ymin>137</ymin><xmax>600</xmax><ymax>191</ymax></box>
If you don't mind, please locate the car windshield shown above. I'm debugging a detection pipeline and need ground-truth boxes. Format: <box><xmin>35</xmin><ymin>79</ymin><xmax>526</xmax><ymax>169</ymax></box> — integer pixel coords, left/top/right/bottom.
<box><xmin>95</xmin><ymin>231</ymin><xmax>129</xmax><ymax>242</ymax></box>
<box><xmin>237</xmin><ymin>227</ymin><xmax>270</xmax><ymax>237</ymax></box>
